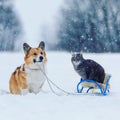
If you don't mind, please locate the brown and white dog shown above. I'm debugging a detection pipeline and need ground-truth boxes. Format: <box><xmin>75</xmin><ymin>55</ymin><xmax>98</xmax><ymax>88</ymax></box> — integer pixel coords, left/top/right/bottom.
<box><xmin>9</xmin><ymin>41</ymin><xmax>47</xmax><ymax>95</ymax></box>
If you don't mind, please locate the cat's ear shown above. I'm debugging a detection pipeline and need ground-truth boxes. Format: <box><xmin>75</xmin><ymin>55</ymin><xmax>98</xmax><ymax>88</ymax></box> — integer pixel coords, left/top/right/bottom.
<box><xmin>71</xmin><ymin>51</ymin><xmax>74</xmax><ymax>56</ymax></box>
<box><xmin>79</xmin><ymin>51</ymin><xmax>84</xmax><ymax>59</ymax></box>
<box><xmin>80</xmin><ymin>51</ymin><xmax>83</xmax><ymax>54</ymax></box>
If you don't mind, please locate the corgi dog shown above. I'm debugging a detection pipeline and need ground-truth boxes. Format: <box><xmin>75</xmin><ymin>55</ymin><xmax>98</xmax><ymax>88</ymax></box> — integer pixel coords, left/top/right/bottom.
<box><xmin>9</xmin><ymin>41</ymin><xmax>47</xmax><ymax>95</ymax></box>
<box><xmin>71</xmin><ymin>52</ymin><xmax>110</xmax><ymax>90</ymax></box>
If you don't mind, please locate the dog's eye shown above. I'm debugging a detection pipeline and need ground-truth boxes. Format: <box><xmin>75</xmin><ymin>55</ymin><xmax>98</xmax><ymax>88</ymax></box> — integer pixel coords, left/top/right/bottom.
<box><xmin>33</xmin><ymin>53</ymin><xmax>37</xmax><ymax>56</ymax></box>
<box><xmin>40</xmin><ymin>52</ymin><xmax>43</xmax><ymax>55</ymax></box>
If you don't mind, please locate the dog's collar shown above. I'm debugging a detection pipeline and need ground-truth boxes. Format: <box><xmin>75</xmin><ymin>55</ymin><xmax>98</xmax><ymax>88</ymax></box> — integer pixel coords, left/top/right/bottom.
<box><xmin>25</xmin><ymin>66</ymin><xmax>41</xmax><ymax>71</ymax></box>
<box><xmin>20</xmin><ymin>63</ymin><xmax>45</xmax><ymax>71</ymax></box>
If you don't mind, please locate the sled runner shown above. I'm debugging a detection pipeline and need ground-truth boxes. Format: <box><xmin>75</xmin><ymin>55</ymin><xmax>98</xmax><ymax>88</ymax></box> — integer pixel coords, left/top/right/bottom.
<box><xmin>76</xmin><ymin>74</ymin><xmax>111</xmax><ymax>95</ymax></box>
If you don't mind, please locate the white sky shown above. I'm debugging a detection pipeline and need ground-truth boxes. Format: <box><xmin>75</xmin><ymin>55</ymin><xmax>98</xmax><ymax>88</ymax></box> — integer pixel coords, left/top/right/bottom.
<box><xmin>13</xmin><ymin>0</ymin><xmax>63</xmax><ymax>46</ymax></box>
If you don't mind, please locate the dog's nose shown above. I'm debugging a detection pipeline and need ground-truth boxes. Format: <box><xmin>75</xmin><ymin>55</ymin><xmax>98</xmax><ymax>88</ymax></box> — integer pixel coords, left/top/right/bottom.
<box><xmin>39</xmin><ymin>56</ymin><xmax>43</xmax><ymax>61</ymax></box>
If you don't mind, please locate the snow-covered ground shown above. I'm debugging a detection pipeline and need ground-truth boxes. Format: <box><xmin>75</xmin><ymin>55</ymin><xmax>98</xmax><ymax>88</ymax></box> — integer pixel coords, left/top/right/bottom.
<box><xmin>0</xmin><ymin>52</ymin><xmax>120</xmax><ymax>120</ymax></box>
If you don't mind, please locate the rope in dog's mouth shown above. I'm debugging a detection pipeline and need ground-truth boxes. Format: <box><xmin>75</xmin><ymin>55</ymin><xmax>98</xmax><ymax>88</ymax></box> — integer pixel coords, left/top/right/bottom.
<box><xmin>33</xmin><ymin>59</ymin><xmax>42</xmax><ymax>63</ymax></box>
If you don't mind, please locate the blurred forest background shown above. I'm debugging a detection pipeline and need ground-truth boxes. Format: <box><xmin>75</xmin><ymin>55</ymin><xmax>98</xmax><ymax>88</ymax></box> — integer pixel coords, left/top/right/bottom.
<box><xmin>0</xmin><ymin>0</ymin><xmax>22</xmax><ymax>51</ymax></box>
<box><xmin>0</xmin><ymin>0</ymin><xmax>120</xmax><ymax>52</ymax></box>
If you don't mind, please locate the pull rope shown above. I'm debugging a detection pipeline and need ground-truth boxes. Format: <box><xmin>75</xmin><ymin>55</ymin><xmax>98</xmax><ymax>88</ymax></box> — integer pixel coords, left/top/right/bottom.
<box><xmin>45</xmin><ymin>74</ymin><xmax>62</xmax><ymax>96</ymax></box>
<box><xmin>40</xmin><ymin>69</ymin><xmax>80</xmax><ymax>96</ymax></box>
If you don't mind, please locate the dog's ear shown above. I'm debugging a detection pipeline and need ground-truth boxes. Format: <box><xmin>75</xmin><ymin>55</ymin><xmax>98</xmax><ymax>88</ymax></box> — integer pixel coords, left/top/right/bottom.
<box><xmin>38</xmin><ymin>41</ymin><xmax>45</xmax><ymax>50</ymax></box>
<box><xmin>23</xmin><ymin>43</ymin><xmax>31</xmax><ymax>55</ymax></box>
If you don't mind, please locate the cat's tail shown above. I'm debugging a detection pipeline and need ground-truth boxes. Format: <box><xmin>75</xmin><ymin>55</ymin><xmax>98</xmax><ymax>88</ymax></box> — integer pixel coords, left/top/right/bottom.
<box><xmin>101</xmin><ymin>73</ymin><xmax>111</xmax><ymax>89</ymax></box>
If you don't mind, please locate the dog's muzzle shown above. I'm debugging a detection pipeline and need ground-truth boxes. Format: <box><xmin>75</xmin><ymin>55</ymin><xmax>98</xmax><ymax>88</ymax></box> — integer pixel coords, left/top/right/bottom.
<box><xmin>33</xmin><ymin>56</ymin><xmax>43</xmax><ymax>63</ymax></box>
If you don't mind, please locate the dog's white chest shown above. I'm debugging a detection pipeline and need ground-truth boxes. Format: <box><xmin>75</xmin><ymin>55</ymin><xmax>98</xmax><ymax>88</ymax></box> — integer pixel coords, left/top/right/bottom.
<box><xmin>26</xmin><ymin>69</ymin><xmax>46</xmax><ymax>94</ymax></box>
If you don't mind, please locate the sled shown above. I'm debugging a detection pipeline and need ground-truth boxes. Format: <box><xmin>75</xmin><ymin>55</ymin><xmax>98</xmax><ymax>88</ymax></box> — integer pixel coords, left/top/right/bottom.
<box><xmin>76</xmin><ymin>74</ymin><xmax>111</xmax><ymax>96</ymax></box>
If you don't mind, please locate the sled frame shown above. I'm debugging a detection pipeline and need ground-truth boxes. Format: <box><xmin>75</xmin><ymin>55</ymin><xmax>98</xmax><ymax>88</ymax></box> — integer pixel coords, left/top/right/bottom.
<box><xmin>77</xmin><ymin>76</ymin><xmax>111</xmax><ymax>96</ymax></box>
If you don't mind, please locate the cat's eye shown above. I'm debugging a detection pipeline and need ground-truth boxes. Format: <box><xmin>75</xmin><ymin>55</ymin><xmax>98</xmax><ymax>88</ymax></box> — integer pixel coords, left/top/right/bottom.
<box><xmin>72</xmin><ymin>57</ymin><xmax>75</xmax><ymax>61</ymax></box>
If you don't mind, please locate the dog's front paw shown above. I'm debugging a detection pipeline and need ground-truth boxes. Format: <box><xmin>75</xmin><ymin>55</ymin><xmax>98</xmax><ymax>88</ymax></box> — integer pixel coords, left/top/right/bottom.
<box><xmin>28</xmin><ymin>88</ymin><xmax>40</xmax><ymax>94</ymax></box>
<box><xmin>33</xmin><ymin>89</ymin><xmax>40</xmax><ymax>94</ymax></box>
<box><xmin>21</xmin><ymin>89</ymin><xmax>29</xmax><ymax>95</ymax></box>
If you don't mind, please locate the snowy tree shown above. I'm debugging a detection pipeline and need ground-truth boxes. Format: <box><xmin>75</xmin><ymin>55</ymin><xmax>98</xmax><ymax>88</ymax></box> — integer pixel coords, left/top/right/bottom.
<box><xmin>56</xmin><ymin>0</ymin><xmax>120</xmax><ymax>52</ymax></box>
<box><xmin>0</xmin><ymin>0</ymin><xmax>22</xmax><ymax>51</ymax></box>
